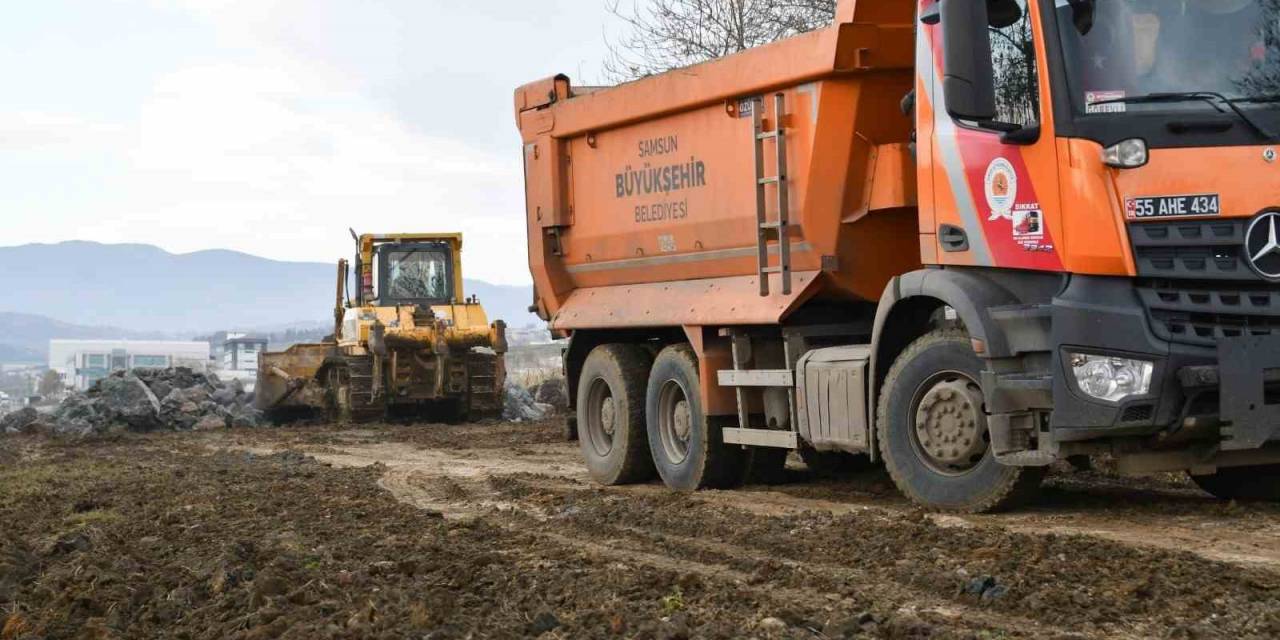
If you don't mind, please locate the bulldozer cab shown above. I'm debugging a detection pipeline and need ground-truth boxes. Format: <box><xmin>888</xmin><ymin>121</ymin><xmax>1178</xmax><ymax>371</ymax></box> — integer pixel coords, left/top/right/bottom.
<box><xmin>354</xmin><ymin>233</ymin><xmax>466</xmax><ymax>307</ymax></box>
<box><xmin>374</xmin><ymin>242</ymin><xmax>453</xmax><ymax>306</ymax></box>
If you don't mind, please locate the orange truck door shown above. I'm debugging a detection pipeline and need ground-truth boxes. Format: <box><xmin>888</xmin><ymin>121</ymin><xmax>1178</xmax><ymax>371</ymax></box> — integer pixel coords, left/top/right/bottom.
<box><xmin>918</xmin><ymin>0</ymin><xmax>1065</xmax><ymax>271</ymax></box>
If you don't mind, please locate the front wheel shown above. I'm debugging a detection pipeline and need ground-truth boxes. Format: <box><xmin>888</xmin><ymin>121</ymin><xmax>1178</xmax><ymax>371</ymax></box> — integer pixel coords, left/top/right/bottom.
<box><xmin>646</xmin><ymin>344</ymin><xmax>745</xmax><ymax>491</ymax></box>
<box><xmin>1191</xmin><ymin>466</ymin><xmax>1280</xmax><ymax>501</ymax></box>
<box><xmin>876</xmin><ymin>329</ymin><xmax>1044</xmax><ymax>513</ymax></box>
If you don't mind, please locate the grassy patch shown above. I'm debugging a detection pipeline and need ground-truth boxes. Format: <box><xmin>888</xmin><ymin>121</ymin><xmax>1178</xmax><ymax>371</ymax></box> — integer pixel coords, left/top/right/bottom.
<box><xmin>64</xmin><ymin>509</ymin><xmax>124</xmax><ymax>528</ymax></box>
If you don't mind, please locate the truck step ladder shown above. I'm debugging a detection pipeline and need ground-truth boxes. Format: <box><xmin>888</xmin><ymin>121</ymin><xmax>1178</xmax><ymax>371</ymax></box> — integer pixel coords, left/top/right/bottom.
<box><xmin>717</xmin><ymin>330</ymin><xmax>799</xmax><ymax>449</ymax></box>
<box><xmin>753</xmin><ymin>93</ymin><xmax>791</xmax><ymax>297</ymax></box>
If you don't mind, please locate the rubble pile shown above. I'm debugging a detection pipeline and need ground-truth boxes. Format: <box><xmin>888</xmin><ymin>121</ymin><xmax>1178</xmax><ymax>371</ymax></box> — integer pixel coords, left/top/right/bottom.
<box><xmin>1</xmin><ymin>407</ymin><xmax>40</xmax><ymax>435</ymax></box>
<box><xmin>503</xmin><ymin>376</ymin><xmax>569</xmax><ymax>422</ymax></box>
<box><xmin>530</xmin><ymin>378</ymin><xmax>569</xmax><ymax>411</ymax></box>
<box><xmin>504</xmin><ymin>381</ymin><xmax>547</xmax><ymax>422</ymax></box>
<box><xmin>30</xmin><ymin>368</ymin><xmax>263</xmax><ymax>438</ymax></box>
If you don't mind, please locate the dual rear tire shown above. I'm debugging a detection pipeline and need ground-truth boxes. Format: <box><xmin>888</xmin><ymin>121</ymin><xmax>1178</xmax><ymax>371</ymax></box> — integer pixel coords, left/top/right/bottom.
<box><xmin>645</xmin><ymin>345</ymin><xmax>747</xmax><ymax>490</ymax></box>
<box><xmin>576</xmin><ymin>343</ymin><xmax>748</xmax><ymax>490</ymax></box>
<box><xmin>576</xmin><ymin>344</ymin><xmax>655</xmax><ymax>485</ymax></box>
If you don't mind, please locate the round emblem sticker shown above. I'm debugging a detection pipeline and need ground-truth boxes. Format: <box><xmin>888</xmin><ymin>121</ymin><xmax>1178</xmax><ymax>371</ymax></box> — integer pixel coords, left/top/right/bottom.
<box><xmin>985</xmin><ymin>158</ymin><xmax>1018</xmax><ymax>221</ymax></box>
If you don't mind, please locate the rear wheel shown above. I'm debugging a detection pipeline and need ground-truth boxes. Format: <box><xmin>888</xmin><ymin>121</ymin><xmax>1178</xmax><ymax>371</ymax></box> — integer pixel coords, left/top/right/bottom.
<box><xmin>1191</xmin><ymin>466</ymin><xmax>1280</xmax><ymax>501</ymax></box>
<box><xmin>877</xmin><ymin>329</ymin><xmax>1044</xmax><ymax>513</ymax></box>
<box><xmin>576</xmin><ymin>344</ymin><xmax>656</xmax><ymax>485</ymax></box>
<box><xmin>646</xmin><ymin>344</ymin><xmax>746</xmax><ymax>491</ymax></box>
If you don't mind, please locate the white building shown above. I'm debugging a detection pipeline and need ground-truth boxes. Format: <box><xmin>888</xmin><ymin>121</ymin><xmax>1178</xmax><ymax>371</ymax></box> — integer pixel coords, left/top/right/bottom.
<box><xmin>49</xmin><ymin>340</ymin><xmax>211</xmax><ymax>391</ymax></box>
<box><xmin>222</xmin><ymin>337</ymin><xmax>268</xmax><ymax>373</ymax></box>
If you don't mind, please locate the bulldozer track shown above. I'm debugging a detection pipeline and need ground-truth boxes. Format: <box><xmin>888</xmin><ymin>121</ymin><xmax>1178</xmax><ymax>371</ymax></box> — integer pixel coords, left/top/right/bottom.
<box><xmin>343</xmin><ymin>355</ymin><xmax>385</xmax><ymax>423</ymax></box>
<box><xmin>465</xmin><ymin>350</ymin><xmax>503</xmax><ymax>420</ymax></box>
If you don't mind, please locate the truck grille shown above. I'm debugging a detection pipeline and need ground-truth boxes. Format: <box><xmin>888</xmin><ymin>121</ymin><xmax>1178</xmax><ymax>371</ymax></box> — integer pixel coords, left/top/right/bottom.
<box><xmin>1130</xmin><ymin>220</ymin><xmax>1280</xmax><ymax>346</ymax></box>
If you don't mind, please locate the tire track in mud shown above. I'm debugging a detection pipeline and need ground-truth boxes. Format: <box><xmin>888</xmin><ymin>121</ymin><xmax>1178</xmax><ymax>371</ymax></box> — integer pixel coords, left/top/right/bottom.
<box><xmin>233</xmin><ymin>437</ymin><xmax>1280</xmax><ymax>572</ymax></box>
<box><xmin>228</xmin><ymin>435</ymin><xmax>1280</xmax><ymax>638</ymax></box>
<box><xmin>232</xmin><ymin>442</ymin><xmax>1073</xmax><ymax>636</ymax></box>
<box><xmin>487</xmin><ymin>473</ymin><xmax>1280</xmax><ymax>639</ymax></box>
<box><xmin>377</xmin><ymin>466</ymin><xmax>1083</xmax><ymax>639</ymax></box>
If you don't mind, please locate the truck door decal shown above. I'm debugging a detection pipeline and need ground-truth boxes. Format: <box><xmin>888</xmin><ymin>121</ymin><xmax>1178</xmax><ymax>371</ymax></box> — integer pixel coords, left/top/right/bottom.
<box><xmin>956</xmin><ymin>135</ymin><xmax>1062</xmax><ymax>267</ymax></box>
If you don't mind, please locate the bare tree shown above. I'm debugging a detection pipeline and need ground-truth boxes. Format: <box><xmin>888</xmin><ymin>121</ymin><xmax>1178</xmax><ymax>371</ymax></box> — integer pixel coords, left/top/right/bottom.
<box><xmin>1234</xmin><ymin>0</ymin><xmax>1280</xmax><ymax>98</ymax></box>
<box><xmin>37</xmin><ymin>370</ymin><xmax>63</xmax><ymax>396</ymax></box>
<box><xmin>604</xmin><ymin>0</ymin><xmax>837</xmax><ymax>82</ymax></box>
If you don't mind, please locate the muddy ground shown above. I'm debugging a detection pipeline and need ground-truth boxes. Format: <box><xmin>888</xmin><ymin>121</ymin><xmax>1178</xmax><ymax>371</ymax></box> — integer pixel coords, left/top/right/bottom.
<box><xmin>3</xmin><ymin>422</ymin><xmax>1280</xmax><ymax>639</ymax></box>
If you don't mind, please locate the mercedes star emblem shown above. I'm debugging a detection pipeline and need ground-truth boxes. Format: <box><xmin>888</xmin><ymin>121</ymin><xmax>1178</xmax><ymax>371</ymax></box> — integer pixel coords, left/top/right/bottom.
<box><xmin>1245</xmin><ymin>211</ymin><xmax>1280</xmax><ymax>280</ymax></box>
<box><xmin>1266</xmin><ymin>148</ymin><xmax>1277</xmax><ymax>163</ymax></box>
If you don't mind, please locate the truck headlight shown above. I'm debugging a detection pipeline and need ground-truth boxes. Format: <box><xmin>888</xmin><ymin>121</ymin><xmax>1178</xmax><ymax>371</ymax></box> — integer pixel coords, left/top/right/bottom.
<box><xmin>1069</xmin><ymin>353</ymin><xmax>1154</xmax><ymax>402</ymax></box>
<box><xmin>1102</xmin><ymin>138</ymin><xmax>1148</xmax><ymax>168</ymax></box>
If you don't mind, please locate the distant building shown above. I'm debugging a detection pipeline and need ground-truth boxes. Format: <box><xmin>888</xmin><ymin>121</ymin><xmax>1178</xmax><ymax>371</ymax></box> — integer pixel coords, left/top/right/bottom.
<box><xmin>223</xmin><ymin>337</ymin><xmax>268</xmax><ymax>373</ymax></box>
<box><xmin>49</xmin><ymin>340</ymin><xmax>211</xmax><ymax>391</ymax></box>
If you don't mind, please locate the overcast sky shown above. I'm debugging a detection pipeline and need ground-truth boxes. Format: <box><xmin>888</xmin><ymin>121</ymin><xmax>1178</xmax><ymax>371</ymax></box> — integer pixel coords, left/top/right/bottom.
<box><xmin>0</xmin><ymin>1</ymin><xmax>615</xmax><ymax>286</ymax></box>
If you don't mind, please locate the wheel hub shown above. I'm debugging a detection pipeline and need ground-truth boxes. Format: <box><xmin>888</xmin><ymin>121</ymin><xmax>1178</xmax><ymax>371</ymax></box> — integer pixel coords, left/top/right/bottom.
<box><xmin>657</xmin><ymin>380</ymin><xmax>692</xmax><ymax>464</ymax></box>
<box><xmin>672</xmin><ymin>400</ymin><xmax>691</xmax><ymax>442</ymax></box>
<box><xmin>600</xmin><ymin>397</ymin><xmax>617</xmax><ymax>436</ymax></box>
<box><xmin>914</xmin><ymin>378</ymin><xmax>987</xmax><ymax>471</ymax></box>
<box><xmin>585</xmin><ymin>379</ymin><xmax>616</xmax><ymax>457</ymax></box>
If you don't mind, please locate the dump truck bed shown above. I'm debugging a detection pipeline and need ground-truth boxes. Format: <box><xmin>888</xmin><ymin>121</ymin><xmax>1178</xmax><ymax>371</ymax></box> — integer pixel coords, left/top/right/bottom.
<box><xmin>516</xmin><ymin>3</ymin><xmax>922</xmax><ymax>331</ymax></box>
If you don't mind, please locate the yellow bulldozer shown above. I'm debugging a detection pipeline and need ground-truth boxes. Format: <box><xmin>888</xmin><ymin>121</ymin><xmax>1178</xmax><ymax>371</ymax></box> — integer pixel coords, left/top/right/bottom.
<box><xmin>255</xmin><ymin>232</ymin><xmax>507</xmax><ymax>423</ymax></box>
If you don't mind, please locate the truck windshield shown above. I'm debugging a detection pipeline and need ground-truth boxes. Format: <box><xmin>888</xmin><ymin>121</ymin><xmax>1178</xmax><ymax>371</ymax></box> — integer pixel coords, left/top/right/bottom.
<box><xmin>1056</xmin><ymin>0</ymin><xmax>1280</xmax><ymax>115</ymax></box>
<box><xmin>383</xmin><ymin>248</ymin><xmax>451</xmax><ymax>302</ymax></box>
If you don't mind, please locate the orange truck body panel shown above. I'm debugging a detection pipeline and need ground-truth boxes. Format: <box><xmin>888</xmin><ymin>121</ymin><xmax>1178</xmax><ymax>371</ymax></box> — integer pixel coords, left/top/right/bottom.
<box><xmin>516</xmin><ymin>1</ymin><xmax>922</xmax><ymax>331</ymax></box>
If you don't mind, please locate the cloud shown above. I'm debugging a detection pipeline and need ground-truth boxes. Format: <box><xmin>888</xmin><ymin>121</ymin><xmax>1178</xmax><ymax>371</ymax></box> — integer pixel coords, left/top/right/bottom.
<box><xmin>0</xmin><ymin>0</ymin><xmax>641</xmax><ymax>288</ymax></box>
<box><xmin>109</xmin><ymin>56</ymin><xmax>528</xmax><ymax>282</ymax></box>
<box><xmin>5</xmin><ymin>0</ymin><xmax>532</xmax><ymax>285</ymax></box>
<box><xmin>0</xmin><ymin>112</ymin><xmax>128</xmax><ymax>152</ymax></box>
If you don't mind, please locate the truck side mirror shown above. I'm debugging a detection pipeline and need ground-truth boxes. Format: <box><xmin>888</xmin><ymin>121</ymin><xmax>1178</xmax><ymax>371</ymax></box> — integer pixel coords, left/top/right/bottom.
<box><xmin>941</xmin><ymin>0</ymin><xmax>998</xmax><ymax>122</ymax></box>
<box><xmin>1067</xmin><ymin>0</ymin><xmax>1095</xmax><ymax>35</ymax></box>
<box><xmin>988</xmin><ymin>0</ymin><xmax>1023</xmax><ymax>29</ymax></box>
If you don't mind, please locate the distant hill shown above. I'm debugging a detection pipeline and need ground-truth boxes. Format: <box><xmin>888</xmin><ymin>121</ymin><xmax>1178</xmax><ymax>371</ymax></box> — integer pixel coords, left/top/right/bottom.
<box><xmin>0</xmin><ymin>343</ymin><xmax>42</xmax><ymax>364</ymax></box>
<box><xmin>0</xmin><ymin>311</ymin><xmax>165</xmax><ymax>364</ymax></box>
<box><xmin>0</xmin><ymin>242</ymin><xmax>540</xmax><ymax>342</ymax></box>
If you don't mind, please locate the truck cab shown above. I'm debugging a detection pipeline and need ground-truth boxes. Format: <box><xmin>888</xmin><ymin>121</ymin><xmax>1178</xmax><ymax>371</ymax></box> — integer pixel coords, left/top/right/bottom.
<box><xmin>907</xmin><ymin>0</ymin><xmax>1280</xmax><ymax>488</ymax></box>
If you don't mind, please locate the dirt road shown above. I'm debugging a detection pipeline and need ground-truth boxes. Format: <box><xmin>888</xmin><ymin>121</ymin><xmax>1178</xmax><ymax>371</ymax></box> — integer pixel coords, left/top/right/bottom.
<box><xmin>4</xmin><ymin>421</ymin><xmax>1280</xmax><ymax>639</ymax></box>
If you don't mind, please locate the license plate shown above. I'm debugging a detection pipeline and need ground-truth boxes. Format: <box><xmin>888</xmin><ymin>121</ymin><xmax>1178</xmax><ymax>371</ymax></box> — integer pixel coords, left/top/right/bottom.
<box><xmin>1126</xmin><ymin>194</ymin><xmax>1221</xmax><ymax>219</ymax></box>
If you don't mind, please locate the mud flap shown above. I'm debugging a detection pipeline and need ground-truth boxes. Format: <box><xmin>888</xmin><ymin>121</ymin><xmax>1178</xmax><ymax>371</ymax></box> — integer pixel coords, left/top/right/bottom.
<box><xmin>1219</xmin><ymin>336</ymin><xmax>1280</xmax><ymax>451</ymax></box>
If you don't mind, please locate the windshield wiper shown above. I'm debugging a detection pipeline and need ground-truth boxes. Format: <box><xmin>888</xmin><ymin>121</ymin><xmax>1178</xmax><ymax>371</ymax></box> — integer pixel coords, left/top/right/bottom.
<box><xmin>1091</xmin><ymin>91</ymin><xmax>1277</xmax><ymax>140</ymax></box>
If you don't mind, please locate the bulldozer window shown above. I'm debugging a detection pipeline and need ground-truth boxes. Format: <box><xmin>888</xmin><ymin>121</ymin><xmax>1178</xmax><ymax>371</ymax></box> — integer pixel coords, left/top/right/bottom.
<box><xmin>379</xmin><ymin>245</ymin><xmax>452</xmax><ymax>304</ymax></box>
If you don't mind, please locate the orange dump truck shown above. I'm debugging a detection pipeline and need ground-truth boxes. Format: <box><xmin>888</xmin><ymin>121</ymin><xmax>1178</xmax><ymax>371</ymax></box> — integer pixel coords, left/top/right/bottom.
<box><xmin>515</xmin><ymin>0</ymin><xmax>1280</xmax><ymax>511</ymax></box>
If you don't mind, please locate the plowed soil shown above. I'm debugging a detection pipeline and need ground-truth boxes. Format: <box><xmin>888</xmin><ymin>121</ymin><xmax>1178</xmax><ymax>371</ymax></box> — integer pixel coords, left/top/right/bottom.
<box><xmin>3</xmin><ymin>421</ymin><xmax>1280</xmax><ymax>639</ymax></box>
